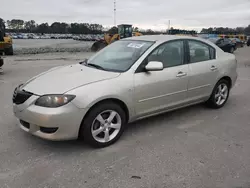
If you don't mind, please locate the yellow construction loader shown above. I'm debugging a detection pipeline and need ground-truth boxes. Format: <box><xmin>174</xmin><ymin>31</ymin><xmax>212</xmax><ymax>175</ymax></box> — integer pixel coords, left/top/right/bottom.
<box><xmin>91</xmin><ymin>24</ymin><xmax>142</xmax><ymax>52</ymax></box>
<box><xmin>0</xmin><ymin>21</ymin><xmax>13</xmax><ymax>55</ymax></box>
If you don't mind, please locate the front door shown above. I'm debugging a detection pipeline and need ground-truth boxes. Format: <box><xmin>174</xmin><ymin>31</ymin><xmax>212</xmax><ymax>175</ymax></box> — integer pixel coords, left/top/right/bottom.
<box><xmin>134</xmin><ymin>40</ymin><xmax>189</xmax><ymax>117</ymax></box>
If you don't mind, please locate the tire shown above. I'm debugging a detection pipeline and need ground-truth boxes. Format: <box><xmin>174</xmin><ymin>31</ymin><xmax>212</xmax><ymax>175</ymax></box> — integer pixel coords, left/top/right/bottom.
<box><xmin>206</xmin><ymin>79</ymin><xmax>230</xmax><ymax>109</ymax></box>
<box><xmin>229</xmin><ymin>47</ymin><xmax>234</xmax><ymax>53</ymax></box>
<box><xmin>0</xmin><ymin>58</ymin><xmax>3</xmax><ymax>67</ymax></box>
<box><xmin>5</xmin><ymin>46</ymin><xmax>14</xmax><ymax>55</ymax></box>
<box><xmin>80</xmin><ymin>102</ymin><xmax>126</xmax><ymax>148</ymax></box>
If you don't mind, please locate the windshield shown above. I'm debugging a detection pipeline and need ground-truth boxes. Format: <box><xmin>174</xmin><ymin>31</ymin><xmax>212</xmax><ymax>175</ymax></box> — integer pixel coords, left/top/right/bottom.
<box><xmin>87</xmin><ymin>40</ymin><xmax>154</xmax><ymax>72</ymax></box>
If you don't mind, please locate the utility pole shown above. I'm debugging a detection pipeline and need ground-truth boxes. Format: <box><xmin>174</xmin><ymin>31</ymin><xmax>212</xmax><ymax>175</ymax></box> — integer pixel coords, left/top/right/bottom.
<box><xmin>114</xmin><ymin>0</ymin><xmax>116</xmax><ymax>26</ymax></box>
<box><xmin>168</xmin><ymin>20</ymin><xmax>171</xmax><ymax>30</ymax></box>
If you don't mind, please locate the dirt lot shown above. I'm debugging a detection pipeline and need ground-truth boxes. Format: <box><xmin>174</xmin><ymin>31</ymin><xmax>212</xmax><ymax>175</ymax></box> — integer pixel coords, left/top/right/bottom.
<box><xmin>13</xmin><ymin>39</ymin><xmax>93</xmax><ymax>54</ymax></box>
<box><xmin>0</xmin><ymin>47</ymin><xmax>250</xmax><ymax>188</ymax></box>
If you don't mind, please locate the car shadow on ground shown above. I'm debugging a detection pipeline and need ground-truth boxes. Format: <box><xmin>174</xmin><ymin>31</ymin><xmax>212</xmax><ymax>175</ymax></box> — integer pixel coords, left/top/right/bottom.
<box><xmin>18</xmin><ymin>96</ymin><xmax>238</xmax><ymax>155</ymax></box>
<box><xmin>21</xmin><ymin>103</ymin><xmax>212</xmax><ymax>153</ymax></box>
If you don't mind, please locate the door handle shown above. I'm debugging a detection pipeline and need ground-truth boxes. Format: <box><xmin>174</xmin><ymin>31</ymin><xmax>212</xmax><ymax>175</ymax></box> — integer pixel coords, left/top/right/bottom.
<box><xmin>176</xmin><ymin>71</ymin><xmax>187</xmax><ymax>77</ymax></box>
<box><xmin>210</xmin><ymin>65</ymin><xmax>218</xmax><ymax>71</ymax></box>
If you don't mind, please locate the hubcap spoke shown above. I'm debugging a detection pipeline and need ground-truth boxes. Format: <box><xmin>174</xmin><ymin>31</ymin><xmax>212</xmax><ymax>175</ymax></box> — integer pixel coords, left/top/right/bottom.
<box><xmin>107</xmin><ymin>111</ymin><xmax>117</xmax><ymax>123</ymax></box>
<box><xmin>96</xmin><ymin>114</ymin><xmax>105</xmax><ymax>124</ymax></box>
<box><xmin>110</xmin><ymin>123</ymin><xmax>121</xmax><ymax>130</ymax></box>
<box><xmin>92</xmin><ymin>127</ymin><xmax>104</xmax><ymax>137</ymax></box>
<box><xmin>221</xmin><ymin>93</ymin><xmax>227</xmax><ymax>99</ymax></box>
<box><xmin>217</xmin><ymin>96</ymin><xmax>222</xmax><ymax>104</ymax></box>
<box><xmin>215</xmin><ymin>93</ymin><xmax>220</xmax><ymax>99</ymax></box>
<box><xmin>221</xmin><ymin>86</ymin><xmax>227</xmax><ymax>93</ymax></box>
<box><xmin>104</xmin><ymin>130</ymin><xmax>110</xmax><ymax>142</ymax></box>
<box><xmin>218</xmin><ymin>85</ymin><xmax>222</xmax><ymax>92</ymax></box>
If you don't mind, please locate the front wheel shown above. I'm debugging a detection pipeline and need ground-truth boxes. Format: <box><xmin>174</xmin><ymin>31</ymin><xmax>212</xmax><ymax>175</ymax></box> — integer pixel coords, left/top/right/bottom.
<box><xmin>80</xmin><ymin>102</ymin><xmax>126</xmax><ymax>148</ymax></box>
<box><xmin>206</xmin><ymin>79</ymin><xmax>230</xmax><ymax>109</ymax></box>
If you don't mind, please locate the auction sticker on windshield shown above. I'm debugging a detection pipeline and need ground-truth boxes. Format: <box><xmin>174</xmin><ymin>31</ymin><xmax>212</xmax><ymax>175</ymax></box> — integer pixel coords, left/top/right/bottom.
<box><xmin>127</xmin><ymin>43</ymin><xmax>145</xmax><ymax>48</ymax></box>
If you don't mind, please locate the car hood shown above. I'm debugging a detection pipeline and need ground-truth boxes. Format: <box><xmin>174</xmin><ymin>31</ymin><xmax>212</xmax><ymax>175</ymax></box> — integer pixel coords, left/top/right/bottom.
<box><xmin>22</xmin><ymin>64</ymin><xmax>120</xmax><ymax>95</ymax></box>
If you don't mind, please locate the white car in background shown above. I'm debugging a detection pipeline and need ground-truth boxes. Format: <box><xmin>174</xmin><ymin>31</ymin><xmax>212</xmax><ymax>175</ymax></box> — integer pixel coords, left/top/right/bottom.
<box><xmin>13</xmin><ymin>35</ymin><xmax>237</xmax><ymax>148</ymax></box>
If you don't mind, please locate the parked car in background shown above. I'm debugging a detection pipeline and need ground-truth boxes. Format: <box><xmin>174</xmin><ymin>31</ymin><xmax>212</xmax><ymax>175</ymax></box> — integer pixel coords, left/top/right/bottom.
<box><xmin>13</xmin><ymin>35</ymin><xmax>238</xmax><ymax>148</ymax></box>
<box><xmin>230</xmin><ymin>38</ymin><xmax>244</xmax><ymax>48</ymax></box>
<box><xmin>247</xmin><ymin>38</ymin><xmax>250</xmax><ymax>46</ymax></box>
<box><xmin>208</xmin><ymin>38</ymin><xmax>236</xmax><ymax>53</ymax></box>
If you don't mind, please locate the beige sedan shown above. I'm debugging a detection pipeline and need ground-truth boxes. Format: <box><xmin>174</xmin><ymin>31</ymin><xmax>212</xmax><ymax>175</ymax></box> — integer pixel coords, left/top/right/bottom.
<box><xmin>13</xmin><ymin>35</ymin><xmax>237</xmax><ymax>148</ymax></box>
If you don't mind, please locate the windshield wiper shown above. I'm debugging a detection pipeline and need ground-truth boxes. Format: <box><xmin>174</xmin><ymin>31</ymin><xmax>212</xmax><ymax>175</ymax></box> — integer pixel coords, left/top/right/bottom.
<box><xmin>79</xmin><ymin>59</ymin><xmax>88</xmax><ymax>65</ymax></box>
<box><xmin>79</xmin><ymin>59</ymin><xmax>106</xmax><ymax>71</ymax></box>
<box><xmin>87</xmin><ymin>63</ymin><xmax>106</xmax><ymax>71</ymax></box>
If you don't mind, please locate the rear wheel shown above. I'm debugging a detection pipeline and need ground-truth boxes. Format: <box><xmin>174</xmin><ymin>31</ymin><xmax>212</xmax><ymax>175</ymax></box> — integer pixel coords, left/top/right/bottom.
<box><xmin>5</xmin><ymin>46</ymin><xmax>14</xmax><ymax>55</ymax></box>
<box><xmin>80</xmin><ymin>102</ymin><xmax>126</xmax><ymax>148</ymax></box>
<box><xmin>0</xmin><ymin>58</ymin><xmax>3</xmax><ymax>67</ymax></box>
<box><xmin>206</xmin><ymin>79</ymin><xmax>230</xmax><ymax>109</ymax></box>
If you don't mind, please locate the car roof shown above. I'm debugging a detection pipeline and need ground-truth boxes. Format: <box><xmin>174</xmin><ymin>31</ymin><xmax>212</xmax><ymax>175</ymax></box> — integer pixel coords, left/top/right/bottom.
<box><xmin>122</xmin><ymin>35</ymin><xmax>204</xmax><ymax>42</ymax></box>
<box><xmin>121</xmin><ymin>34</ymin><xmax>221</xmax><ymax>52</ymax></box>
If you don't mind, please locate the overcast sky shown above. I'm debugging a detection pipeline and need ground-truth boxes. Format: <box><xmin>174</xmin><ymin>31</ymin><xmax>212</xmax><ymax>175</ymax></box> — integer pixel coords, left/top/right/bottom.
<box><xmin>1</xmin><ymin>0</ymin><xmax>250</xmax><ymax>31</ymax></box>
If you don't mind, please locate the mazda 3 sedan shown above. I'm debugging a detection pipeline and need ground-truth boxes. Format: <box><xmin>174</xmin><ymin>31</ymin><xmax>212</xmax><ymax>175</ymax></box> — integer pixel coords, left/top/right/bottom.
<box><xmin>13</xmin><ymin>35</ymin><xmax>238</xmax><ymax>148</ymax></box>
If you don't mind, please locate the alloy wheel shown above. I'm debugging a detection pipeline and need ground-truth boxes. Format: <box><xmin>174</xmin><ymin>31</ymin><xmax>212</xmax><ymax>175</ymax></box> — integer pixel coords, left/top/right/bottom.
<box><xmin>91</xmin><ymin>110</ymin><xmax>122</xmax><ymax>143</ymax></box>
<box><xmin>215</xmin><ymin>83</ymin><xmax>229</xmax><ymax>106</ymax></box>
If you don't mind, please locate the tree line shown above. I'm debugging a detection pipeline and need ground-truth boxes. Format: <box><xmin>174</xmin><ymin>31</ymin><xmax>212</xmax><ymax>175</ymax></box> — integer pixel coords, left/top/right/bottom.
<box><xmin>1</xmin><ymin>19</ymin><xmax>104</xmax><ymax>34</ymax></box>
<box><xmin>1</xmin><ymin>18</ymin><xmax>164</xmax><ymax>35</ymax></box>
<box><xmin>201</xmin><ymin>26</ymin><xmax>250</xmax><ymax>35</ymax></box>
<box><xmin>1</xmin><ymin>18</ymin><xmax>250</xmax><ymax>35</ymax></box>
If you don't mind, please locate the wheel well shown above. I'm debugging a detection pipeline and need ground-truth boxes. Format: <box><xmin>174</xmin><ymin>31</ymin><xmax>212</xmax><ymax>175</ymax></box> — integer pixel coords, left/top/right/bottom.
<box><xmin>84</xmin><ymin>98</ymin><xmax>129</xmax><ymax>123</ymax></box>
<box><xmin>219</xmin><ymin>76</ymin><xmax>232</xmax><ymax>88</ymax></box>
<box><xmin>78</xmin><ymin>98</ymin><xmax>130</xmax><ymax>139</ymax></box>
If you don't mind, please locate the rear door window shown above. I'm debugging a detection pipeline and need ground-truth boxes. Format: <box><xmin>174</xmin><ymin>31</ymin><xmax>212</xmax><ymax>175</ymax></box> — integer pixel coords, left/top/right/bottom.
<box><xmin>188</xmin><ymin>40</ymin><xmax>215</xmax><ymax>63</ymax></box>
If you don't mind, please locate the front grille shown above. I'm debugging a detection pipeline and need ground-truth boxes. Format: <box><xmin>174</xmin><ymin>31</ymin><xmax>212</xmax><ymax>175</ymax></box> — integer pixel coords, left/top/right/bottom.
<box><xmin>20</xmin><ymin>120</ymin><xmax>30</xmax><ymax>129</ymax></box>
<box><xmin>13</xmin><ymin>87</ymin><xmax>33</xmax><ymax>105</ymax></box>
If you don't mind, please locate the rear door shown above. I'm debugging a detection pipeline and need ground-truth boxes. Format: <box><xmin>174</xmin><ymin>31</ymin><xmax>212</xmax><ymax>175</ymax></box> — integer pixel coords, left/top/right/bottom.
<box><xmin>186</xmin><ymin>39</ymin><xmax>219</xmax><ymax>102</ymax></box>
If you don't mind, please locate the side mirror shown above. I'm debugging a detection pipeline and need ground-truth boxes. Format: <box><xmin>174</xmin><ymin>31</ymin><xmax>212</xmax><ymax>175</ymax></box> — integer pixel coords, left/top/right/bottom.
<box><xmin>145</xmin><ymin>61</ymin><xmax>163</xmax><ymax>71</ymax></box>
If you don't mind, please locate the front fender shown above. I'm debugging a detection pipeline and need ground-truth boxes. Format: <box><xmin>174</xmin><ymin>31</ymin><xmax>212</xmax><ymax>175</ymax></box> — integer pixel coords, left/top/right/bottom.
<box><xmin>67</xmin><ymin>74</ymin><xmax>135</xmax><ymax>119</ymax></box>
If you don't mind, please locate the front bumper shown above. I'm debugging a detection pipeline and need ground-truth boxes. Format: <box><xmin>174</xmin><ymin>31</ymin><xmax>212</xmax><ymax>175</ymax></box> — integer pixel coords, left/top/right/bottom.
<box><xmin>13</xmin><ymin>97</ymin><xmax>88</xmax><ymax>141</ymax></box>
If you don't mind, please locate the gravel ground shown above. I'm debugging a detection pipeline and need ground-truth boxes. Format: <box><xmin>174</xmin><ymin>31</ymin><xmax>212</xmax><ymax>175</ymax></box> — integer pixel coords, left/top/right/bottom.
<box><xmin>0</xmin><ymin>47</ymin><xmax>250</xmax><ymax>188</ymax></box>
<box><xmin>13</xmin><ymin>39</ymin><xmax>94</xmax><ymax>54</ymax></box>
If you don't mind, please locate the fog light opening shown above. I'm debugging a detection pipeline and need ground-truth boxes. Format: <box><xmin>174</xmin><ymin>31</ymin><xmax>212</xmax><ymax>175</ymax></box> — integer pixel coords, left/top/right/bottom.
<box><xmin>40</xmin><ymin>127</ymin><xmax>58</xmax><ymax>134</ymax></box>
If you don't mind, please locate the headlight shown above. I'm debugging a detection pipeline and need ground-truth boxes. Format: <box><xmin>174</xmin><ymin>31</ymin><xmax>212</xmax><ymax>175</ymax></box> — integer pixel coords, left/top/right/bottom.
<box><xmin>35</xmin><ymin>95</ymin><xmax>76</xmax><ymax>108</ymax></box>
